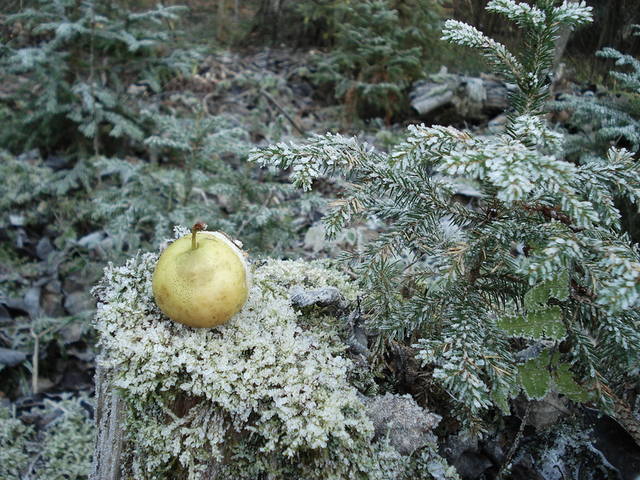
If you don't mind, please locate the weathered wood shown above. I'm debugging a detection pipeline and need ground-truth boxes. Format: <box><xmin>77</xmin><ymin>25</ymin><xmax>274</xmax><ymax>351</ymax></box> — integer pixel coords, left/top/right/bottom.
<box><xmin>410</xmin><ymin>68</ymin><xmax>513</xmax><ymax>121</ymax></box>
<box><xmin>91</xmin><ymin>365</ymin><xmax>124</xmax><ymax>480</ymax></box>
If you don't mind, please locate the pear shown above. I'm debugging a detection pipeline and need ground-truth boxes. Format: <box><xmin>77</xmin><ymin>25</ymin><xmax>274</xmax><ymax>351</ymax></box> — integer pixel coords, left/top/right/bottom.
<box><xmin>152</xmin><ymin>223</ymin><xmax>249</xmax><ymax>328</ymax></box>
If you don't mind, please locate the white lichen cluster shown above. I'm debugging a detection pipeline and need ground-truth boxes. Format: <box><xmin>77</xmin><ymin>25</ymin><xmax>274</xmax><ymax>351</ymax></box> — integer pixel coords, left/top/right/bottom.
<box><xmin>37</xmin><ymin>396</ymin><xmax>95</xmax><ymax>480</ymax></box>
<box><xmin>0</xmin><ymin>395</ymin><xmax>94</xmax><ymax>480</ymax></box>
<box><xmin>94</xmin><ymin>252</ymin><xmax>424</xmax><ymax>479</ymax></box>
<box><xmin>0</xmin><ymin>406</ymin><xmax>31</xmax><ymax>479</ymax></box>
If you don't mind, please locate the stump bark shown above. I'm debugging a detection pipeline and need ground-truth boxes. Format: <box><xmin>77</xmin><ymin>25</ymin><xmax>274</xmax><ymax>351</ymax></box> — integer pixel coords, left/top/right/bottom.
<box><xmin>91</xmin><ymin>365</ymin><xmax>125</xmax><ymax>480</ymax></box>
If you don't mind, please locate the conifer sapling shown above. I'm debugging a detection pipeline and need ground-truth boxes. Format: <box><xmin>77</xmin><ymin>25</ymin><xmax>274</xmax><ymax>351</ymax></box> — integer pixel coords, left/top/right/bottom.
<box><xmin>252</xmin><ymin>1</ymin><xmax>640</xmax><ymax>433</ymax></box>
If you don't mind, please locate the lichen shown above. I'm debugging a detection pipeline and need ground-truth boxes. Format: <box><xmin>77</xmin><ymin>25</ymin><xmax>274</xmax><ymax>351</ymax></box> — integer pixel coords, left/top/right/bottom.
<box><xmin>0</xmin><ymin>405</ymin><xmax>31</xmax><ymax>479</ymax></box>
<box><xmin>37</xmin><ymin>396</ymin><xmax>95</xmax><ymax>480</ymax></box>
<box><xmin>0</xmin><ymin>395</ymin><xmax>94</xmax><ymax>480</ymax></box>
<box><xmin>94</xmin><ymin>253</ymin><xmax>406</xmax><ymax>479</ymax></box>
<box><xmin>513</xmin><ymin>420</ymin><xmax>620</xmax><ymax>480</ymax></box>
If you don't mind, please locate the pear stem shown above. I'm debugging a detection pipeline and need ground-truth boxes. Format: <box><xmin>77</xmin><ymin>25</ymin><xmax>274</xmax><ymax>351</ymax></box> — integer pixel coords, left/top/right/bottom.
<box><xmin>191</xmin><ymin>222</ymin><xmax>207</xmax><ymax>250</ymax></box>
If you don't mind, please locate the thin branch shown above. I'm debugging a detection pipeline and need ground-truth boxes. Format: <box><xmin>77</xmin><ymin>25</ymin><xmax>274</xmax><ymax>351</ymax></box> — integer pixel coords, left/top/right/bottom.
<box><xmin>496</xmin><ymin>403</ymin><xmax>531</xmax><ymax>479</ymax></box>
<box><xmin>259</xmin><ymin>88</ymin><xmax>306</xmax><ymax>135</ymax></box>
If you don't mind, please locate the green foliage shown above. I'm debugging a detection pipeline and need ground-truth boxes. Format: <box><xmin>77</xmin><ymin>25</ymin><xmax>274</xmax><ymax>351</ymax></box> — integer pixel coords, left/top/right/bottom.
<box><xmin>443</xmin><ymin>0</ymin><xmax>591</xmax><ymax>122</ymax></box>
<box><xmin>0</xmin><ymin>0</ymin><xmax>197</xmax><ymax>154</ymax></box>
<box><xmin>253</xmin><ymin>1</ymin><xmax>640</xmax><ymax>430</ymax></box>
<box><xmin>305</xmin><ymin>0</ymin><xmax>441</xmax><ymax>119</ymax></box>
<box><xmin>97</xmin><ymin>109</ymin><xmax>321</xmax><ymax>255</ymax></box>
<box><xmin>498</xmin><ymin>272</ymin><xmax>568</xmax><ymax>339</ymax></box>
<box><xmin>555</xmin><ymin>25</ymin><xmax>640</xmax><ymax>156</ymax></box>
<box><xmin>0</xmin><ymin>121</ymin><xmax>316</xmax><ymax>267</ymax></box>
<box><xmin>518</xmin><ymin>350</ymin><xmax>552</xmax><ymax>400</ymax></box>
<box><xmin>518</xmin><ymin>350</ymin><xmax>588</xmax><ymax>401</ymax></box>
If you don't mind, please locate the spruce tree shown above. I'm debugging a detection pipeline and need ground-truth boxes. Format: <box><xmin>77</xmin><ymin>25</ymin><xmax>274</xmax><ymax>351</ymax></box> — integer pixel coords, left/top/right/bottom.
<box><xmin>555</xmin><ymin>25</ymin><xmax>640</xmax><ymax>155</ymax></box>
<box><xmin>252</xmin><ymin>0</ymin><xmax>640</xmax><ymax>435</ymax></box>
<box><xmin>303</xmin><ymin>0</ymin><xmax>441</xmax><ymax>120</ymax></box>
<box><xmin>0</xmin><ymin>0</ymin><xmax>196</xmax><ymax>154</ymax></box>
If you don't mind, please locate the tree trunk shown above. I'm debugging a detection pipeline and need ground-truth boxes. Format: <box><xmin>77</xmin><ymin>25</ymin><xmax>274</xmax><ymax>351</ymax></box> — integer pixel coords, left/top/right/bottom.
<box><xmin>254</xmin><ymin>0</ymin><xmax>287</xmax><ymax>44</ymax></box>
<box><xmin>90</xmin><ymin>365</ymin><xmax>125</xmax><ymax>480</ymax></box>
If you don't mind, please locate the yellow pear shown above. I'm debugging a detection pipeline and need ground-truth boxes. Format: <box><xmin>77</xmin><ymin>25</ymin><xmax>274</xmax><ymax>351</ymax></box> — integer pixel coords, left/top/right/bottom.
<box><xmin>152</xmin><ymin>223</ymin><xmax>249</xmax><ymax>328</ymax></box>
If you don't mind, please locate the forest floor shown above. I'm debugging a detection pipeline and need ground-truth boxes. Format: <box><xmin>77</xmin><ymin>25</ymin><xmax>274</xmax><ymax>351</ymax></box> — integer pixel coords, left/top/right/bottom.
<box><xmin>2</xmin><ymin>44</ymin><xmax>639</xmax><ymax>479</ymax></box>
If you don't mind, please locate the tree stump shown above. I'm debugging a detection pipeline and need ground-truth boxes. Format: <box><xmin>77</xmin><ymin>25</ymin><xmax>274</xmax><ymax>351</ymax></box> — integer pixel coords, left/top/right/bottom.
<box><xmin>91</xmin><ymin>366</ymin><xmax>124</xmax><ymax>480</ymax></box>
<box><xmin>89</xmin><ymin>252</ymin><xmax>453</xmax><ymax>479</ymax></box>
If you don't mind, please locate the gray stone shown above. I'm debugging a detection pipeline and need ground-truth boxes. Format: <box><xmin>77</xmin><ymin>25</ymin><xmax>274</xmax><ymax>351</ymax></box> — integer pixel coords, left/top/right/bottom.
<box><xmin>346</xmin><ymin>310</ymin><xmax>370</xmax><ymax>356</ymax></box>
<box><xmin>363</xmin><ymin>393</ymin><xmax>441</xmax><ymax>455</ymax></box>
<box><xmin>9</xmin><ymin>214</ymin><xmax>25</xmax><ymax>226</ymax></box>
<box><xmin>0</xmin><ymin>303</ymin><xmax>11</xmax><ymax>321</ymax></box>
<box><xmin>290</xmin><ymin>286</ymin><xmax>346</xmax><ymax>310</ymax></box>
<box><xmin>36</xmin><ymin>237</ymin><xmax>54</xmax><ymax>260</ymax></box>
<box><xmin>44</xmin><ymin>279</ymin><xmax>62</xmax><ymax>294</ymax></box>
<box><xmin>64</xmin><ymin>291</ymin><xmax>96</xmax><ymax>315</ymax></box>
<box><xmin>41</xmin><ymin>291</ymin><xmax>65</xmax><ymax>317</ymax></box>
<box><xmin>17</xmin><ymin>149</ymin><xmax>39</xmax><ymax>163</ymax></box>
<box><xmin>0</xmin><ymin>347</ymin><xmax>27</xmax><ymax>367</ymax></box>
<box><xmin>1</xmin><ymin>298</ymin><xmax>30</xmax><ymax>317</ymax></box>
<box><xmin>445</xmin><ymin>433</ymin><xmax>493</xmax><ymax>480</ymax></box>
<box><xmin>453</xmin><ymin>452</ymin><xmax>493</xmax><ymax>480</ymax></box>
<box><xmin>523</xmin><ymin>392</ymin><xmax>569</xmax><ymax>430</ymax></box>
<box><xmin>23</xmin><ymin>286</ymin><xmax>41</xmax><ymax>317</ymax></box>
<box><xmin>78</xmin><ymin>231</ymin><xmax>107</xmax><ymax>249</ymax></box>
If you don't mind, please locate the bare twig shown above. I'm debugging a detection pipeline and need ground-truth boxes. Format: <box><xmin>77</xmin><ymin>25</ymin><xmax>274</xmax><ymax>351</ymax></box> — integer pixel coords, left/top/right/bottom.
<box><xmin>259</xmin><ymin>89</ymin><xmax>306</xmax><ymax>135</ymax></box>
<box><xmin>30</xmin><ymin>317</ymin><xmax>76</xmax><ymax>394</ymax></box>
<box><xmin>496</xmin><ymin>403</ymin><xmax>531</xmax><ymax>479</ymax></box>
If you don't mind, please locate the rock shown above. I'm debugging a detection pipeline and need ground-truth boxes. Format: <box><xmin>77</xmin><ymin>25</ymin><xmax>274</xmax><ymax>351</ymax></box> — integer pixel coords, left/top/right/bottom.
<box><xmin>64</xmin><ymin>291</ymin><xmax>96</xmax><ymax>315</ymax></box>
<box><xmin>444</xmin><ymin>432</ymin><xmax>494</xmax><ymax>480</ymax></box>
<box><xmin>0</xmin><ymin>348</ymin><xmax>27</xmax><ymax>367</ymax></box>
<box><xmin>44</xmin><ymin>155</ymin><xmax>73</xmax><ymax>171</ymax></box>
<box><xmin>1</xmin><ymin>298</ymin><xmax>30</xmax><ymax>317</ymax></box>
<box><xmin>67</xmin><ymin>345</ymin><xmax>96</xmax><ymax>362</ymax></box>
<box><xmin>347</xmin><ymin>310</ymin><xmax>369</xmax><ymax>356</ymax></box>
<box><xmin>63</xmin><ymin>265</ymin><xmax>104</xmax><ymax>293</ymax></box>
<box><xmin>290</xmin><ymin>286</ymin><xmax>346</xmax><ymax>310</ymax></box>
<box><xmin>77</xmin><ymin>231</ymin><xmax>107</xmax><ymax>249</ymax></box>
<box><xmin>59</xmin><ymin>322</ymin><xmax>86</xmax><ymax>344</ymax></box>
<box><xmin>589</xmin><ymin>409</ymin><xmax>640</xmax><ymax>480</ymax></box>
<box><xmin>15</xmin><ymin>228</ymin><xmax>29</xmax><ymax>249</ymax></box>
<box><xmin>488</xmin><ymin>113</ymin><xmax>508</xmax><ymax>133</ymax></box>
<box><xmin>41</xmin><ymin>291</ymin><xmax>65</xmax><ymax>317</ymax></box>
<box><xmin>41</xmin><ymin>280</ymin><xmax>64</xmax><ymax>317</ymax></box>
<box><xmin>34</xmin><ymin>377</ymin><xmax>55</xmax><ymax>393</ymax></box>
<box><xmin>36</xmin><ymin>237</ymin><xmax>54</xmax><ymax>260</ymax></box>
<box><xmin>362</xmin><ymin>393</ymin><xmax>441</xmax><ymax>456</ymax></box>
<box><xmin>9</xmin><ymin>214</ymin><xmax>25</xmax><ymax>226</ymax></box>
<box><xmin>521</xmin><ymin>393</ymin><xmax>569</xmax><ymax>431</ymax></box>
<box><xmin>0</xmin><ymin>303</ymin><xmax>11</xmax><ymax>322</ymax></box>
<box><xmin>303</xmin><ymin>222</ymin><xmax>327</xmax><ymax>253</ymax></box>
<box><xmin>16</xmin><ymin>149</ymin><xmax>39</xmax><ymax>164</ymax></box>
<box><xmin>23</xmin><ymin>286</ymin><xmax>41</xmax><ymax>317</ymax></box>
<box><xmin>453</xmin><ymin>452</ymin><xmax>493</xmax><ymax>480</ymax></box>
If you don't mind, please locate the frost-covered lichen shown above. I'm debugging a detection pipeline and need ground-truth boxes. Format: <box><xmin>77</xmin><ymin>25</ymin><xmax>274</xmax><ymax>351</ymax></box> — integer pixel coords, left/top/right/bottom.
<box><xmin>0</xmin><ymin>395</ymin><xmax>94</xmax><ymax>480</ymax></box>
<box><xmin>94</xmin><ymin>253</ymin><xmax>433</xmax><ymax>479</ymax></box>
<box><xmin>37</xmin><ymin>396</ymin><xmax>95</xmax><ymax>480</ymax></box>
<box><xmin>0</xmin><ymin>406</ymin><xmax>31</xmax><ymax>479</ymax></box>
